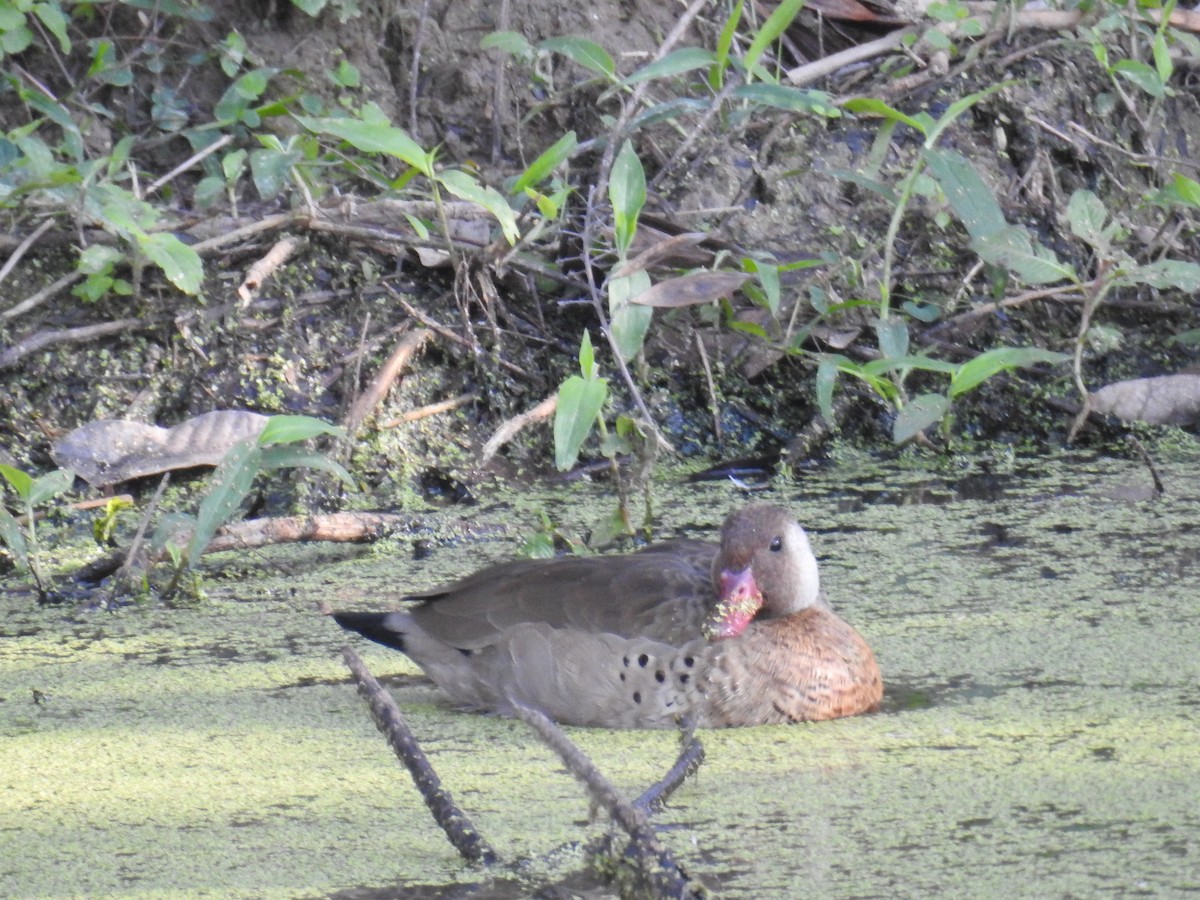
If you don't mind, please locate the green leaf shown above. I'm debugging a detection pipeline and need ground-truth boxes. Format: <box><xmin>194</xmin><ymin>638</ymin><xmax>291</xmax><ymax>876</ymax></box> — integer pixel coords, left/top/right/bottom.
<box><xmin>512</xmin><ymin>131</ymin><xmax>577</xmax><ymax>195</ymax></box>
<box><xmin>296</xmin><ymin>115</ymin><xmax>431</xmax><ymax>174</ymax></box>
<box><xmin>924</xmin><ymin>147</ymin><xmax>1007</xmax><ymax>241</ymax></box>
<box><xmin>33</xmin><ymin>2</ymin><xmax>71</xmax><ymax>53</ymax></box>
<box><xmin>1066</xmin><ymin>190</ymin><xmax>1109</xmax><ymax>249</ymax></box>
<box><xmin>258</xmin><ymin>447</ymin><xmax>356</xmax><ymax>487</ymax></box>
<box><xmin>28</xmin><ymin>469</ymin><xmax>75</xmax><ymax>507</ymax></box>
<box><xmin>745</xmin><ymin>258</ymin><xmax>781</xmax><ymax>315</ymax></box>
<box><xmin>1112</xmin><ymin>59</ymin><xmax>1165</xmax><ymax>98</ymax></box>
<box><xmin>138</xmin><ymin>232</ymin><xmax>204</xmax><ymax>294</ymax></box>
<box><xmin>437</xmin><ymin>169</ymin><xmax>520</xmax><ymax>245</ymax></box>
<box><xmin>972</xmin><ymin>226</ymin><xmax>1076</xmax><ymax>285</ymax></box>
<box><xmin>609</xmin><ymin>141</ymin><xmax>646</xmax><ymax>258</ymax></box>
<box><xmin>742</xmin><ymin>0</ymin><xmax>806</xmax><ymax>79</ymax></box>
<box><xmin>893</xmin><ymin>393</ymin><xmax>949</xmax><ymax>443</ymax></box>
<box><xmin>578</xmin><ymin>330</ymin><xmax>596</xmax><ymax>378</ymax></box>
<box><xmin>608</xmin><ymin>270</ymin><xmax>653</xmax><ymax>362</ymax></box>
<box><xmin>828</xmin><ymin>168</ymin><xmax>898</xmax><ymax>203</ymax></box>
<box><xmin>1122</xmin><ymin>259</ymin><xmax>1200</xmax><ymax>292</ymax></box>
<box><xmin>0</xmin><ymin>464</ymin><xmax>34</xmax><ymax>500</ymax></box>
<box><xmin>188</xmin><ymin>441</ymin><xmax>260</xmax><ymax>565</ymax></box>
<box><xmin>843</xmin><ymin>98</ymin><xmax>929</xmax><ymax>136</ymax></box>
<box><xmin>861</xmin><ymin>355</ymin><xmax>959</xmax><ymax>377</ymax></box>
<box><xmin>0</xmin><ymin>503</ymin><xmax>29</xmax><ymax>569</ymax></box>
<box><xmin>875</xmin><ymin>318</ymin><xmax>909</xmax><ymax>359</ymax></box>
<box><xmin>711</xmin><ymin>0</ymin><xmax>743</xmax><ymax>89</ymax></box>
<box><xmin>816</xmin><ymin>356</ymin><xmax>841</xmax><ymax>421</ymax></box>
<box><xmin>624</xmin><ymin>47</ymin><xmax>716</xmax><ymax>84</ymax></box>
<box><xmin>1152</xmin><ymin>31</ymin><xmax>1173</xmax><ymax>83</ymax></box>
<box><xmin>1174</xmin><ymin>174</ymin><xmax>1200</xmax><ymax>206</ymax></box>
<box><xmin>732</xmin><ymin>84</ymin><xmax>839</xmax><ymax>116</ymax></box>
<box><xmin>949</xmin><ymin>347</ymin><xmax>1067</xmax><ymax>397</ymax></box>
<box><xmin>249</xmin><ymin>146</ymin><xmax>300</xmax><ymax>199</ymax></box>
<box><xmin>554</xmin><ymin>375</ymin><xmax>608</xmax><ymax>470</ymax></box>
<box><xmin>257</xmin><ymin>415</ymin><xmax>345</xmax><ymax>446</ymax></box>
<box><xmin>481</xmin><ymin>30</ymin><xmax>534</xmax><ymax>57</ymax></box>
<box><xmin>539</xmin><ymin>37</ymin><xmax>615</xmax><ymax>80</ymax></box>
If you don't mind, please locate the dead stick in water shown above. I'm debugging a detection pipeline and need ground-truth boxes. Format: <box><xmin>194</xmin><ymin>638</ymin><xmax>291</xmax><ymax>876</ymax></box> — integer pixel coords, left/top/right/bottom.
<box><xmin>341</xmin><ymin>647</ymin><xmax>499</xmax><ymax>865</ymax></box>
<box><xmin>510</xmin><ymin>702</ymin><xmax>703</xmax><ymax>899</ymax></box>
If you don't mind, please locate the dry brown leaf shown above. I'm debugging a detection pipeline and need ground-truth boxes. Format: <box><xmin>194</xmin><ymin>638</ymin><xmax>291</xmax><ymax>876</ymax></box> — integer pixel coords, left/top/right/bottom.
<box><xmin>1089</xmin><ymin>374</ymin><xmax>1200</xmax><ymax>426</ymax></box>
<box><xmin>51</xmin><ymin>410</ymin><xmax>269</xmax><ymax>487</ymax></box>
<box><xmin>630</xmin><ymin>272</ymin><xmax>751</xmax><ymax>308</ymax></box>
<box><xmin>610</xmin><ymin>232</ymin><xmax>709</xmax><ymax>279</ymax></box>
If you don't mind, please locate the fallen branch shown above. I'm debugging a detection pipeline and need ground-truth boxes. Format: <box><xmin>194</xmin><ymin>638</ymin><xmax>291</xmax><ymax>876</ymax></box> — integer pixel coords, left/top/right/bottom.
<box><xmin>511</xmin><ymin>703</ymin><xmax>704</xmax><ymax>899</ymax></box>
<box><xmin>342</xmin><ymin>647</ymin><xmax>499</xmax><ymax>865</ymax></box>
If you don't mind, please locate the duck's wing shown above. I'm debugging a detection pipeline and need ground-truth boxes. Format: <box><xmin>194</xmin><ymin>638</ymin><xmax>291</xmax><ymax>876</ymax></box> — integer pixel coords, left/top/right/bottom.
<box><xmin>405</xmin><ymin>539</ymin><xmax>716</xmax><ymax>648</ymax></box>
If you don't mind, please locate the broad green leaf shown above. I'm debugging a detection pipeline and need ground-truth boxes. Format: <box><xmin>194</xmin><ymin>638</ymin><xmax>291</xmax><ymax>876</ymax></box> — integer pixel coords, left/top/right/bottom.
<box><xmin>28</xmin><ymin>468</ymin><xmax>75</xmax><ymax>507</ymax></box>
<box><xmin>1122</xmin><ymin>259</ymin><xmax>1200</xmax><ymax>291</ymax></box>
<box><xmin>875</xmin><ymin>318</ymin><xmax>909</xmax><ymax>360</ymax></box>
<box><xmin>624</xmin><ymin>48</ymin><xmax>716</xmax><ymax>84</ymax></box>
<box><xmin>296</xmin><ymin>115</ymin><xmax>431</xmax><ymax>174</ymax></box>
<box><xmin>972</xmin><ymin>226</ymin><xmax>1076</xmax><ymax>285</ymax></box>
<box><xmin>554</xmin><ymin>375</ymin><xmax>608</xmax><ymax>470</ymax></box>
<box><xmin>437</xmin><ymin>169</ymin><xmax>520</xmax><ymax>245</ymax></box>
<box><xmin>608</xmin><ymin>271</ymin><xmax>653</xmax><ymax>362</ymax></box>
<box><xmin>258</xmin><ymin>447</ymin><xmax>356</xmax><ymax>487</ymax></box>
<box><xmin>33</xmin><ymin>2</ymin><xmax>71</xmax><ymax>52</ymax></box>
<box><xmin>893</xmin><ymin>393</ymin><xmax>949</xmax><ymax>443</ymax></box>
<box><xmin>742</xmin><ymin>0</ymin><xmax>806</xmax><ymax>79</ymax></box>
<box><xmin>949</xmin><ymin>347</ymin><xmax>1067</xmax><ymax>398</ymax></box>
<box><xmin>512</xmin><ymin>131</ymin><xmax>577</xmax><ymax>195</ymax></box>
<box><xmin>188</xmin><ymin>441</ymin><xmax>260</xmax><ymax>564</ymax></box>
<box><xmin>609</xmin><ymin>141</ymin><xmax>646</xmax><ymax>258</ymax></box>
<box><xmin>1066</xmin><ymin>190</ymin><xmax>1109</xmax><ymax>248</ymax></box>
<box><xmin>138</xmin><ymin>232</ymin><xmax>203</xmax><ymax>294</ymax></box>
<box><xmin>1170</xmin><ymin>174</ymin><xmax>1200</xmax><ymax>207</ymax></box>
<box><xmin>0</xmin><ymin>464</ymin><xmax>34</xmax><ymax>499</ymax></box>
<box><xmin>0</xmin><ymin>504</ymin><xmax>29</xmax><ymax>568</ymax></box>
<box><xmin>1112</xmin><ymin>59</ymin><xmax>1165</xmax><ymax>98</ymax></box>
<box><xmin>481</xmin><ymin>30</ymin><xmax>533</xmax><ymax>57</ymax></box>
<box><xmin>925</xmin><ymin>147</ymin><xmax>1007</xmax><ymax>241</ymax></box>
<box><xmin>291</xmin><ymin>0</ymin><xmax>326</xmax><ymax>14</ymax></box>
<box><xmin>539</xmin><ymin>37</ymin><xmax>615</xmax><ymax>80</ymax></box>
<box><xmin>258</xmin><ymin>415</ymin><xmax>345</xmax><ymax>446</ymax></box>
<box><xmin>249</xmin><ymin>146</ymin><xmax>300</xmax><ymax>199</ymax></box>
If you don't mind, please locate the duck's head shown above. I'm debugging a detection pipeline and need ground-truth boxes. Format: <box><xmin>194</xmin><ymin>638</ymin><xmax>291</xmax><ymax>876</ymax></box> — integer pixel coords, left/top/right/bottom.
<box><xmin>704</xmin><ymin>503</ymin><xmax>821</xmax><ymax>640</ymax></box>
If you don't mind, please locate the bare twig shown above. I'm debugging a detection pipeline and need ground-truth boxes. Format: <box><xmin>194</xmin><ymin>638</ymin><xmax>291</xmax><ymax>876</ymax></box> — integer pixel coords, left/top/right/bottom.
<box><xmin>478</xmin><ymin>394</ymin><xmax>556</xmax><ymax>466</ymax></box>
<box><xmin>343</xmin><ymin>328</ymin><xmax>431</xmax><ymax>435</ymax></box>
<box><xmin>634</xmin><ymin>722</ymin><xmax>705</xmax><ymax>814</ymax></box>
<box><xmin>0</xmin><ymin>219</ymin><xmax>54</xmax><ymax>287</ymax></box>
<box><xmin>382</xmin><ymin>392</ymin><xmax>477</xmax><ymax>428</ymax></box>
<box><xmin>0</xmin><ymin>318</ymin><xmax>148</xmax><ymax>371</ymax></box>
<box><xmin>510</xmin><ymin>703</ymin><xmax>702</xmax><ymax>899</ymax></box>
<box><xmin>342</xmin><ymin>647</ymin><xmax>499</xmax><ymax>865</ymax></box>
<box><xmin>1</xmin><ymin>270</ymin><xmax>85</xmax><ymax>323</ymax></box>
<box><xmin>145</xmin><ymin>133</ymin><xmax>234</xmax><ymax>196</ymax></box>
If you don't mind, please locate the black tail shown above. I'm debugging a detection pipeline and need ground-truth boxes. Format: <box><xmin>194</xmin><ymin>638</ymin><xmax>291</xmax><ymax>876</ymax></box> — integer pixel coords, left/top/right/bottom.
<box><xmin>331</xmin><ymin>611</ymin><xmax>408</xmax><ymax>653</ymax></box>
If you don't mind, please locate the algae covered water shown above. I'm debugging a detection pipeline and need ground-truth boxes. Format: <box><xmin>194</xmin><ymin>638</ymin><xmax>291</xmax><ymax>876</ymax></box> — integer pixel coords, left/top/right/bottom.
<box><xmin>2</xmin><ymin>450</ymin><xmax>1198</xmax><ymax>897</ymax></box>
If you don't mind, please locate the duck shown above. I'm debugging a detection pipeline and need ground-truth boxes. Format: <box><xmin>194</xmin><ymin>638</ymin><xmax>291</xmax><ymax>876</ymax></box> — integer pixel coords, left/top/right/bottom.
<box><xmin>332</xmin><ymin>503</ymin><xmax>882</xmax><ymax>728</ymax></box>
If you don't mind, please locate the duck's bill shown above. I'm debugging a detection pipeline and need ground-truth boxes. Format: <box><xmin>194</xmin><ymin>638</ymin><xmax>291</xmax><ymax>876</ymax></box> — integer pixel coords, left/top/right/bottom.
<box><xmin>704</xmin><ymin>567</ymin><xmax>764</xmax><ymax>640</ymax></box>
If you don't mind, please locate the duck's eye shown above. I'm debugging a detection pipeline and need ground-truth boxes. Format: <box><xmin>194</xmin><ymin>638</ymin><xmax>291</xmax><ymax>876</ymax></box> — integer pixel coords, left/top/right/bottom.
<box><xmin>769</xmin><ymin>536</ymin><xmax>783</xmax><ymax>552</ymax></box>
